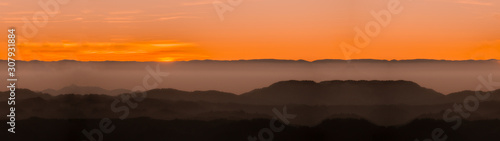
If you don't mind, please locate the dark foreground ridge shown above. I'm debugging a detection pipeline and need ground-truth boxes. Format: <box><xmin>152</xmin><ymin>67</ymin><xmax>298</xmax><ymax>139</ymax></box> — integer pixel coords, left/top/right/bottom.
<box><xmin>1</xmin><ymin>118</ymin><xmax>500</xmax><ymax>141</ymax></box>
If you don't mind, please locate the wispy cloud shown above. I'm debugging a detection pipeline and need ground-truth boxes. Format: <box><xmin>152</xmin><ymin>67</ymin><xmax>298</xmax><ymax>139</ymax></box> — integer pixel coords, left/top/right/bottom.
<box><xmin>104</xmin><ymin>17</ymin><xmax>135</xmax><ymax>20</ymax></box>
<box><xmin>181</xmin><ymin>0</ymin><xmax>213</xmax><ymax>6</ymax></box>
<box><xmin>157</xmin><ymin>16</ymin><xmax>197</xmax><ymax>21</ymax></box>
<box><xmin>108</xmin><ymin>10</ymin><xmax>143</xmax><ymax>15</ymax></box>
<box><xmin>6</xmin><ymin>11</ymin><xmax>36</xmax><ymax>15</ymax></box>
<box><xmin>102</xmin><ymin>16</ymin><xmax>196</xmax><ymax>23</ymax></box>
<box><xmin>15</xmin><ymin>41</ymin><xmax>206</xmax><ymax>61</ymax></box>
<box><xmin>456</xmin><ymin>0</ymin><xmax>493</xmax><ymax>6</ymax></box>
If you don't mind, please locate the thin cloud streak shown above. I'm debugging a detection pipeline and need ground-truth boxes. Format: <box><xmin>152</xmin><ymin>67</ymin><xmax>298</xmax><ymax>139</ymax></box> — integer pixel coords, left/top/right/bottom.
<box><xmin>457</xmin><ymin>0</ymin><xmax>493</xmax><ymax>6</ymax></box>
<box><xmin>14</xmin><ymin>41</ymin><xmax>206</xmax><ymax>62</ymax></box>
<box><xmin>108</xmin><ymin>10</ymin><xmax>143</xmax><ymax>15</ymax></box>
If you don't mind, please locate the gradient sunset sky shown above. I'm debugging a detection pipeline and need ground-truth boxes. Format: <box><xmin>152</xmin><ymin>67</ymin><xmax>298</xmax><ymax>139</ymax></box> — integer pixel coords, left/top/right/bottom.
<box><xmin>1</xmin><ymin>0</ymin><xmax>499</xmax><ymax>61</ymax></box>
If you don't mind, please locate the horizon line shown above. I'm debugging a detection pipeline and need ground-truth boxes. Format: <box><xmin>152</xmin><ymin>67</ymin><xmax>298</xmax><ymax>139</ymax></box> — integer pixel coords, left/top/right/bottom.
<box><xmin>1</xmin><ymin>58</ymin><xmax>499</xmax><ymax>63</ymax></box>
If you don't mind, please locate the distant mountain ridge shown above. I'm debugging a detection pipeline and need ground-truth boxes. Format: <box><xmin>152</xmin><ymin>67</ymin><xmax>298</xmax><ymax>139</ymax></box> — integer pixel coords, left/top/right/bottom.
<box><xmin>129</xmin><ymin>80</ymin><xmax>500</xmax><ymax>105</ymax></box>
<box><xmin>10</xmin><ymin>80</ymin><xmax>500</xmax><ymax>105</ymax></box>
<box><xmin>41</xmin><ymin>85</ymin><xmax>131</xmax><ymax>96</ymax></box>
<box><xmin>3</xmin><ymin>59</ymin><xmax>499</xmax><ymax>94</ymax></box>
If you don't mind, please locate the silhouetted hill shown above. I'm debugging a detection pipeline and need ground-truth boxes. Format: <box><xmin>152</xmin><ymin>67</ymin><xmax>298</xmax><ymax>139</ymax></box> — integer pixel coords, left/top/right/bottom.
<box><xmin>446</xmin><ymin>89</ymin><xmax>500</xmax><ymax>102</ymax></box>
<box><xmin>5</xmin><ymin>80</ymin><xmax>500</xmax><ymax>106</ymax></box>
<box><xmin>3</xmin><ymin>93</ymin><xmax>500</xmax><ymax>126</ymax></box>
<box><xmin>42</xmin><ymin>85</ymin><xmax>131</xmax><ymax>95</ymax></box>
<box><xmin>3</xmin><ymin>80</ymin><xmax>500</xmax><ymax>126</ymax></box>
<box><xmin>127</xmin><ymin>80</ymin><xmax>491</xmax><ymax>105</ymax></box>
<box><xmin>2</xmin><ymin>118</ymin><xmax>500</xmax><ymax>141</ymax></box>
<box><xmin>145</xmin><ymin>88</ymin><xmax>238</xmax><ymax>103</ymax></box>
<box><xmin>123</xmin><ymin>80</ymin><xmax>459</xmax><ymax>105</ymax></box>
<box><xmin>0</xmin><ymin>89</ymin><xmax>51</xmax><ymax>100</ymax></box>
<box><xmin>241</xmin><ymin>80</ymin><xmax>446</xmax><ymax>105</ymax></box>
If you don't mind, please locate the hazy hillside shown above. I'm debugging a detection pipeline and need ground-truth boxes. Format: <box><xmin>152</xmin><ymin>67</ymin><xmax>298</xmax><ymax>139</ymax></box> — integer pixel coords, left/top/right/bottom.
<box><xmin>22</xmin><ymin>80</ymin><xmax>500</xmax><ymax>105</ymax></box>
<box><xmin>2</xmin><ymin>59</ymin><xmax>499</xmax><ymax>94</ymax></box>
<box><xmin>241</xmin><ymin>80</ymin><xmax>446</xmax><ymax>105</ymax></box>
<box><xmin>42</xmin><ymin>85</ymin><xmax>131</xmax><ymax>96</ymax></box>
<box><xmin>2</xmin><ymin>80</ymin><xmax>500</xmax><ymax>126</ymax></box>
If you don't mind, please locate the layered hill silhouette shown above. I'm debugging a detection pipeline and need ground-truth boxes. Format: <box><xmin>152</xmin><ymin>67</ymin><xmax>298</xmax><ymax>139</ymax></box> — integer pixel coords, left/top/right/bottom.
<box><xmin>42</xmin><ymin>85</ymin><xmax>131</xmax><ymax>96</ymax></box>
<box><xmin>240</xmin><ymin>80</ymin><xmax>447</xmax><ymax>105</ymax></box>
<box><xmin>24</xmin><ymin>80</ymin><xmax>500</xmax><ymax>105</ymax></box>
<box><xmin>2</xmin><ymin>80</ymin><xmax>500</xmax><ymax>126</ymax></box>
<box><xmin>106</xmin><ymin>80</ymin><xmax>500</xmax><ymax>105</ymax></box>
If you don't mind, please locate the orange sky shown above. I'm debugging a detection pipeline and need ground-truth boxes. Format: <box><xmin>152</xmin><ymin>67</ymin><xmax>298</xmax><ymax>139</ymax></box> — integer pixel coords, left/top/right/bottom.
<box><xmin>1</xmin><ymin>0</ymin><xmax>499</xmax><ymax>61</ymax></box>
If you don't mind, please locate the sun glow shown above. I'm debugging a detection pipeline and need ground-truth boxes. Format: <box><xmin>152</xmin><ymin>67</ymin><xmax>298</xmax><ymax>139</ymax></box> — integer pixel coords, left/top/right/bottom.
<box><xmin>159</xmin><ymin>57</ymin><xmax>175</xmax><ymax>62</ymax></box>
